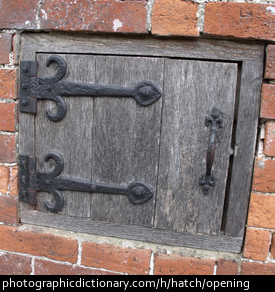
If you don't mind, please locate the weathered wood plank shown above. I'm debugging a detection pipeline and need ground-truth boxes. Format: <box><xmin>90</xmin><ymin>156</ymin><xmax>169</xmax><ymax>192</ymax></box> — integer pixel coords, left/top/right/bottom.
<box><xmin>155</xmin><ymin>59</ymin><xmax>237</xmax><ymax>235</ymax></box>
<box><xmin>224</xmin><ymin>60</ymin><xmax>264</xmax><ymax>237</ymax></box>
<box><xmin>90</xmin><ymin>56</ymin><xmax>164</xmax><ymax>226</ymax></box>
<box><xmin>35</xmin><ymin>54</ymin><xmax>96</xmax><ymax>217</ymax></box>
<box><xmin>21</xmin><ymin>210</ymin><xmax>243</xmax><ymax>253</ymax></box>
<box><xmin>20</xmin><ymin>33</ymin><xmax>264</xmax><ymax>62</ymax></box>
<box><xmin>19</xmin><ymin>43</ymin><xmax>37</xmax><ymax>214</ymax></box>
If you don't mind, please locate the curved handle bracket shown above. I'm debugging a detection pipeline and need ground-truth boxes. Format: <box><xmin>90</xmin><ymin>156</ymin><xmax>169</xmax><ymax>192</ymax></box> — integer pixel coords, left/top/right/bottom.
<box><xmin>199</xmin><ymin>107</ymin><xmax>223</xmax><ymax>195</ymax></box>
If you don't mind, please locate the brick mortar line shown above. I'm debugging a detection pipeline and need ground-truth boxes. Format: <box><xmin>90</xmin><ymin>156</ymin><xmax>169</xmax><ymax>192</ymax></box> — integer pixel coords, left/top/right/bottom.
<box><xmin>241</xmin><ymin>257</ymin><xmax>275</xmax><ymax>265</ymax></box>
<box><xmin>0</xmin><ymin>163</ymin><xmax>17</xmax><ymax>167</ymax></box>
<box><xmin>213</xmin><ymin>260</ymin><xmax>218</xmax><ymax>275</ymax></box>
<box><xmin>0</xmin><ymin>192</ymin><xmax>18</xmax><ymax>198</ymax></box>
<box><xmin>37</xmin><ymin>0</ymin><xmax>43</xmax><ymax>30</ymax></box>
<box><xmin>33</xmin><ymin>256</ymin><xmax>124</xmax><ymax>275</ymax></box>
<box><xmin>0</xmin><ymin>248</ymin><xmax>125</xmax><ymax>275</ymax></box>
<box><xmin>146</xmin><ymin>0</ymin><xmax>155</xmax><ymax>32</ymax></box>
<box><xmin>246</xmin><ymin>225</ymin><xmax>275</xmax><ymax>232</ymax></box>
<box><xmin>149</xmin><ymin>251</ymin><xmax>154</xmax><ymax>275</ymax></box>
<box><xmin>76</xmin><ymin>239</ymin><xmax>82</xmax><ymax>265</ymax></box>
<box><xmin>0</xmin><ymin>99</ymin><xmax>18</xmax><ymax>104</ymax></box>
<box><xmin>0</xmin><ymin>131</ymin><xmax>18</xmax><ymax>136</ymax></box>
<box><xmin>251</xmin><ymin>190</ymin><xmax>275</xmax><ymax>196</ymax></box>
<box><xmin>255</xmin><ymin>155</ymin><xmax>275</xmax><ymax>161</ymax></box>
<box><xmin>0</xmin><ymin>247</ymin><xmax>77</xmax><ymax>266</ymax></box>
<box><xmin>0</xmin><ymin>248</ymin><xmax>35</xmax><ymax>260</ymax></box>
<box><xmin>260</xmin><ymin>119</ymin><xmax>275</xmax><ymax>123</ymax></box>
<box><xmin>197</xmin><ymin>3</ymin><xmax>206</xmax><ymax>33</ymax></box>
<box><xmin>192</xmin><ymin>0</ymin><xmax>275</xmax><ymax>3</ymax></box>
<box><xmin>0</xmin><ymin>64</ymin><xmax>17</xmax><ymax>70</ymax></box>
<box><xmin>31</xmin><ymin>257</ymin><xmax>35</xmax><ymax>275</ymax></box>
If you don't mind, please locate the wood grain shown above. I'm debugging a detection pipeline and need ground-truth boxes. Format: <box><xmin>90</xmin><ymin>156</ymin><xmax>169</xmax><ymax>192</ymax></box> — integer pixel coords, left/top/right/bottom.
<box><xmin>35</xmin><ymin>54</ymin><xmax>95</xmax><ymax>217</ymax></box>
<box><xmin>90</xmin><ymin>55</ymin><xmax>164</xmax><ymax>226</ymax></box>
<box><xmin>19</xmin><ymin>34</ymin><xmax>264</xmax><ymax>252</ymax></box>
<box><xmin>155</xmin><ymin>59</ymin><xmax>237</xmax><ymax>235</ymax></box>
<box><xmin>21</xmin><ymin>210</ymin><xmax>243</xmax><ymax>253</ymax></box>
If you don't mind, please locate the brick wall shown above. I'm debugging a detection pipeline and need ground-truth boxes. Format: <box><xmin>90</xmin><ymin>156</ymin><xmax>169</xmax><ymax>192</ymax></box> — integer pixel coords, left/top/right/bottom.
<box><xmin>0</xmin><ymin>0</ymin><xmax>274</xmax><ymax>275</ymax></box>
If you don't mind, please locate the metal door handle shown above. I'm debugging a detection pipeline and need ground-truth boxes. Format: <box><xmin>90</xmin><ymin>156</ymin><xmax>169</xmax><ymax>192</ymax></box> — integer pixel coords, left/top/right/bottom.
<box><xmin>19</xmin><ymin>152</ymin><xmax>153</xmax><ymax>213</ymax></box>
<box><xmin>20</xmin><ymin>55</ymin><xmax>162</xmax><ymax>121</ymax></box>
<box><xmin>199</xmin><ymin>107</ymin><xmax>223</xmax><ymax>194</ymax></box>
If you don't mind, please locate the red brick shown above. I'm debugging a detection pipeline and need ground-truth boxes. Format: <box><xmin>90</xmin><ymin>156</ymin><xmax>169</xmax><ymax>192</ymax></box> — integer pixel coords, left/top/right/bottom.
<box><xmin>252</xmin><ymin>158</ymin><xmax>275</xmax><ymax>193</ymax></box>
<box><xmin>0</xmin><ymin>103</ymin><xmax>16</xmax><ymax>132</ymax></box>
<box><xmin>216</xmin><ymin>259</ymin><xmax>239</xmax><ymax>275</ymax></box>
<box><xmin>0</xmin><ymin>135</ymin><xmax>16</xmax><ymax>163</ymax></box>
<box><xmin>82</xmin><ymin>242</ymin><xmax>151</xmax><ymax>275</ymax></box>
<box><xmin>9</xmin><ymin>166</ymin><xmax>19</xmax><ymax>197</ymax></box>
<box><xmin>0</xmin><ymin>195</ymin><xmax>18</xmax><ymax>224</ymax></box>
<box><xmin>271</xmin><ymin>233</ymin><xmax>275</xmax><ymax>259</ymax></box>
<box><xmin>151</xmin><ymin>0</ymin><xmax>199</xmax><ymax>37</ymax></box>
<box><xmin>261</xmin><ymin>84</ymin><xmax>275</xmax><ymax>119</ymax></box>
<box><xmin>0</xmin><ymin>225</ymin><xmax>78</xmax><ymax>263</ymax></box>
<box><xmin>0</xmin><ymin>0</ymin><xmax>38</xmax><ymax>29</ymax></box>
<box><xmin>40</xmin><ymin>0</ymin><xmax>147</xmax><ymax>33</ymax></box>
<box><xmin>0</xmin><ymin>165</ymin><xmax>10</xmax><ymax>193</ymax></box>
<box><xmin>154</xmin><ymin>253</ymin><xmax>215</xmax><ymax>275</ymax></box>
<box><xmin>204</xmin><ymin>3</ymin><xmax>275</xmax><ymax>41</ymax></box>
<box><xmin>0</xmin><ymin>70</ymin><xmax>17</xmax><ymax>99</ymax></box>
<box><xmin>264</xmin><ymin>123</ymin><xmax>275</xmax><ymax>157</ymax></box>
<box><xmin>265</xmin><ymin>45</ymin><xmax>275</xmax><ymax>79</ymax></box>
<box><xmin>243</xmin><ymin>228</ymin><xmax>271</xmax><ymax>261</ymax></box>
<box><xmin>0</xmin><ymin>252</ymin><xmax>31</xmax><ymax>275</ymax></box>
<box><xmin>241</xmin><ymin>261</ymin><xmax>275</xmax><ymax>275</ymax></box>
<box><xmin>35</xmin><ymin>259</ymin><xmax>121</xmax><ymax>275</ymax></box>
<box><xmin>0</xmin><ymin>33</ymin><xmax>12</xmax><ymax>64</ymax></box>
<box><xmin>247</xmin><ymin>193</ymin><xmax>275</xmax><ymax>229</ymax></box>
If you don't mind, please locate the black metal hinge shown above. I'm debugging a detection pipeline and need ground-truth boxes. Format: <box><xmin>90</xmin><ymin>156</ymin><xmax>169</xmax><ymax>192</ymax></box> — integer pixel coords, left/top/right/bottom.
<box><xmin>20</xmin><ymin>55</ymin><xmax>162</xmax><ymax>121</ymax></box>
<box><xmin>19</xmin><ymin>153</ymin><xmax>153</xmax><ymax>213</ymax></box>
<box><xmin>20</xmin><ymin>61</ymin><xmax>38</xmax><ymax>114</ymax></box>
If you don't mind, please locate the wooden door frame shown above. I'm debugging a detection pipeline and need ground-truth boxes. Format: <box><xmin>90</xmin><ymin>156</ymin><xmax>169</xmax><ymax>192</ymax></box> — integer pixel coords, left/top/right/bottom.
<box><xmin>19</xmin><ymin>33</ymin><xmax>264</xmax><ymax>252</ymax></box>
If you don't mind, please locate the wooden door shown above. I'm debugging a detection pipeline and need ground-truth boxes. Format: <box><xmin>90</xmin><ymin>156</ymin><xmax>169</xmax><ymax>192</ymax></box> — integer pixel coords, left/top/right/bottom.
<box><xmin>155</xmin><ymin>59</ymin><xmax>237</xmax><ymax>236</ymax></box>
<box><xmin>20</xmin><ymin>34</ymin><xmax>264</xmax><ymax>252</ymax></box>
<box><xmin>35</xmin><ymin>54</ymin><xmax>164</xmax><ymax>227</ymax></box>
<box><xmin>35</xmin><ymin>54</ymin><xmax>237</xmax><ymax>235</ymax></box>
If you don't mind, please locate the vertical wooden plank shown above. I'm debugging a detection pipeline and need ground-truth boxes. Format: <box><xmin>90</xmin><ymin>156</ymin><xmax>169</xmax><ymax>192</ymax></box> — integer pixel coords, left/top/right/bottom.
<box><xmin>90</xmin><ymin>56</ymin><xmax>164</xmax><ymax>227</ymax></box>
<box><xmin>19</xmin><ymin>45</ymin><xmax>36</xmax><ymax>213</ymax></box>
<box><xmin>35</xmin><ymin>54</ymin><xmax>95</xmax><ymax>217</ymax></box>
<box><xmin>19</xmin><ymin>46</ymin><xmax>36</xmax><ymax>160</ymax></box>
<box><xmin>224</xmin><ymin>59</ymin><xmax>264</xmax><ymax>237</ymax></box>
<box><xmin>155</xmin><ymin>59</ymin><xmax>238</xmax><ymax>235</ymax></box>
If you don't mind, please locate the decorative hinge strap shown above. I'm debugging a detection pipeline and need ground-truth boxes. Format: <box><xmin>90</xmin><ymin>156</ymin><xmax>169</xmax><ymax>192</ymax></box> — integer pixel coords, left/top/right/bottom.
<box><xmin>19</xmin><ymin>153</ymin><xmax>153</xmax><ymax>213</ymax></box>
<box><xmin>19</xmin><ymin>55</ymin><xmax>162</xmax><ymax>121</ymax></box>
<box><xmin>20</xmin><ymin>61</ymin><xmax>38</xmax><ymax>114</ymax></box>
<box><xmin>19</xmin><ymin>155</ymin><xmax>37</xmax><ymax>205</ymax></box>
